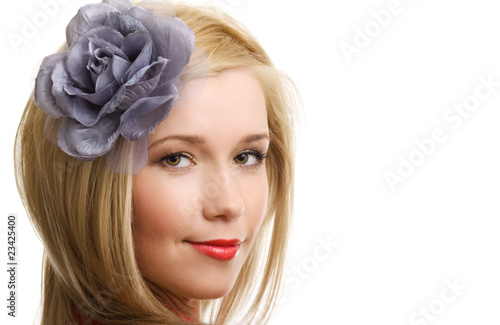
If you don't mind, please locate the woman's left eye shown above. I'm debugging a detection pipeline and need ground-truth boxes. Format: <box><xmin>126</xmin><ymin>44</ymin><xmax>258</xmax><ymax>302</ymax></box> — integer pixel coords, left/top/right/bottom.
<box><xmin>233</xmin><ymin>150</ymin><xmax>267</xmax><ymax>168</ymax></box>
<box><xmin>234</xmin><ymin>153</ymin><xmax>253</xmax><ymax>164</ymax></box>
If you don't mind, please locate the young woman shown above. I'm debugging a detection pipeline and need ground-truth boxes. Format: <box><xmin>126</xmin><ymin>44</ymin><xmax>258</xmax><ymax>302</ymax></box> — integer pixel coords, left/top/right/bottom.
<box><xmin>14</xmin><ymin>0</ymin><xmax>298</xmax><ymax>324</ymax></box>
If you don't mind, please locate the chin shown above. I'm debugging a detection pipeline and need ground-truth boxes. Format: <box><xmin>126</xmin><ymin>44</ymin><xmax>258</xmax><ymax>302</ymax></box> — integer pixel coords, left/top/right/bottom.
<box><xmin>184</xmin><ymin>276</ymin><xmax>239</xmax><ymax>300</ymax></box>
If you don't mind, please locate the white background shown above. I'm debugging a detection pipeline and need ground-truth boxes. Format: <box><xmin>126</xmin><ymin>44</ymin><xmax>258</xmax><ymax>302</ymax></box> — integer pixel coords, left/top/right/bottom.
<box><xmin>1</xmin><ymin>0</ymin><xmax>500</xmax><ymax>324</ymax></box>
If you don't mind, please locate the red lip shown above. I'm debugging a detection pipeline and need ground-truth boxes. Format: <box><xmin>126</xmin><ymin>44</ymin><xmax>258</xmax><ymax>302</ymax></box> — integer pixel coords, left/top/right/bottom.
<box><xmin>189</xmin><ymin>239</ymin><xmax>241</xmax><ymax>246</ymax></box>
<box><xmin>187</xmin><ymin>239</ymin><xmax>241</xmax><ymax>260</ymax></box>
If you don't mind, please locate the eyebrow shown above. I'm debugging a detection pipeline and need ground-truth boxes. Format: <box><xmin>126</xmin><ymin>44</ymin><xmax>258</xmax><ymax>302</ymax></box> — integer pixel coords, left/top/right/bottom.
<box><xmin>148</xmin><ymin>133</ymin><xmax>269</xmax><ymax>150</ymax></box>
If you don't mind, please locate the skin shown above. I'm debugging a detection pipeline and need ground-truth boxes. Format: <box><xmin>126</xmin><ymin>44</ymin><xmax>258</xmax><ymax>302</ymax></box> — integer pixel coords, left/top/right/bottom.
<box><xmin>132</xmin><ymin>69</ymin><xmax>269</xmax><ymax>320</ymax></box>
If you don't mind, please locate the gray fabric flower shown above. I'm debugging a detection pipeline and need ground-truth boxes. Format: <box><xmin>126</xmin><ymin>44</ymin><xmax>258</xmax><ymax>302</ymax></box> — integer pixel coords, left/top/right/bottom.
<box><xmin>35</xmin><ymin>0</ymin><xmax>194</xmax><ymax>160</ymax></box>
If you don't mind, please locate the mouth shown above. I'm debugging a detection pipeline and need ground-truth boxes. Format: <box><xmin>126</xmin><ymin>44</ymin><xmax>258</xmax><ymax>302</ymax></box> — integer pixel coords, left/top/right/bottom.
<box><xmin>186</xmin><ymin>239</ymin><xmax>242</xmax><ymax>260</ymax></box>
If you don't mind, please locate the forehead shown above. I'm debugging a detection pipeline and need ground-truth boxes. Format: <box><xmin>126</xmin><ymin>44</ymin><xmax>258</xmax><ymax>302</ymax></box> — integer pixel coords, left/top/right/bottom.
<box><xmin>150</xmin><ymin>69</ymin><xmax>268</xmax><ymax>142</ymax></box>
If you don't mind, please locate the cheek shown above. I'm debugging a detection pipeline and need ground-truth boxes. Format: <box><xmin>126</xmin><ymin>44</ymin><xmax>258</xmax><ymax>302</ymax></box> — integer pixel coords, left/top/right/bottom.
<box><xmin>245</xmin><ymin>171</ymin><xmax>269</xmax><ymax>237</ymax></box>
<box><xmin>133</xmin><ymin>175</ymin><xmax>172</xmax><ymax>235</ymax></box>
<box><xmin>132</xmin><ymin>172</ymin><xmax>193</xmax><ymax>265</ymax></box>
<box><xmin>133</xmin><ymin>171</ymin><xmax>195</xmax><ymax>227</ymax></box>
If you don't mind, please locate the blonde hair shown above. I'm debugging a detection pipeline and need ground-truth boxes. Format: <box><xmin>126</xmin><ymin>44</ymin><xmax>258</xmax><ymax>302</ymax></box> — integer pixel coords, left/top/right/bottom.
<box><xmin>15</xmin><ymin>2</ymin><xmax>297</xmax><ymax>324</ymax></box>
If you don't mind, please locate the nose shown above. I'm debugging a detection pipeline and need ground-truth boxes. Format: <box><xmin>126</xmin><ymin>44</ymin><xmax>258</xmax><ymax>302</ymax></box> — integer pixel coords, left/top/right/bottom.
<box><xmin>201</xmin><ymin>171</ymin><xmax>245</xmax><ymax>221</ymax></box>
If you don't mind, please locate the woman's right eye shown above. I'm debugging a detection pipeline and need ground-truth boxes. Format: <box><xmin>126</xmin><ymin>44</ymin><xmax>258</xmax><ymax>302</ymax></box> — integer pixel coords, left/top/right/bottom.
<box><xmin>158</xmin><ymin>152</ymin><xmax>194</xmax><ymax>170</ymax></box>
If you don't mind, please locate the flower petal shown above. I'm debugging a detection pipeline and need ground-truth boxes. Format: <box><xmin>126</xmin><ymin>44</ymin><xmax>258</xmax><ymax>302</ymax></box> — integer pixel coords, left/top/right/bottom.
<box><xmin>103</xmin><ymin>0</ymin><xmax>134</xmax><ymax>13</ymax></box>
<box><xmin>158</xmin><ymin>16</ymin><xmax>195</xmax><ymax>82</ymax></box>
<box><xmin>95</xmin><ymin>64</ymin><xmax>117</xmax><ymax>93</ymax></box>
<box><xmin>120</xmin><ymin>93</ymin><xmax>176</xmax><ymax>140</ymax></box>
<box><xmin>51</xmin><ymin>59</ymin><xmax>77</xmax><ymax>117</ymax></box>
<box><xmin>88</xmin><ymin>36</ymin><xmax>126</xmax><ymax>60</ymax></box>
<box><xmin>51</xmin><ymin>59</ymin><xmax>107</xmax><ymax>126</ymax></box>
<box><xmin>121</xmin><ymin>30</ymin><xmax>153</xmax><ymax>81</ymax></box>
<box><xmin>117</xmin><ymin>58</ymin><xmax>168</xmax><ymax>110</ymax></box>
<box><xmin>86</xmin><ymin>25</ymin><xmax>125</xmax><ymax>47</ymax></box>
<box><xmin>128</xmin><ymin>5</ymin><xmax>167</xmax><ymax>57</ymax></box>
<box><xmin>66</xmin><ymin>3</ymin><xmax>118</xmax><ymax>46</ymax></box>
<box><xmin>64</xmin><ymin>79</ymin><xmax>118</xmax><ymax>106</ymax></box>
<box><xmin>111</xmin><ymin>54</ymin><xmax>132</xmax><ymax>83</ymax></box>
<box><xmin>58</xmin><ymin>114</ymin><xmax>121</xmax><ymax>160</ymax></box>
<box><xmin>66</xmin><ymin>37</ymin><xmax>93</xmax><ymax>90</ymax></box>
<box><xmin>105</xmin><ymin>11</ymin><xmax>146</xmax><ymax>36</ymax></box>
<box><xmin>35</xmin><ymin>52</ymin><xmax>67</xmax><ymax>118</ymax></box>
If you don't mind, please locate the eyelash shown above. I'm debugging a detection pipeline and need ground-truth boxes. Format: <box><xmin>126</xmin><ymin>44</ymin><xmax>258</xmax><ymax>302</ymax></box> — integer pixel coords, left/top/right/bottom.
<box><xmin>154</xmin><ymin>147</ymin><xmax>268</xmax><ymax>172</ymax></box>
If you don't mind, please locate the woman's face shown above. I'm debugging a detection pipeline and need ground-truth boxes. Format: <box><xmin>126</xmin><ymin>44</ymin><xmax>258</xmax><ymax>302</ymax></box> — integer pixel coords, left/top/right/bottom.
<box><xmin>132</xmin><ymin>69</ymin><xmax>269</xmax><ymax>300</ymax></box>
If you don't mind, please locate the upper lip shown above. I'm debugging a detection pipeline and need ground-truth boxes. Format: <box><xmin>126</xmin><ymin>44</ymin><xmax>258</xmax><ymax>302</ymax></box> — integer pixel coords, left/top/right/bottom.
<box><xmin>186</xmin><ymin>239</ymin><xmax>242</xmax><ymax>246</ymax></box>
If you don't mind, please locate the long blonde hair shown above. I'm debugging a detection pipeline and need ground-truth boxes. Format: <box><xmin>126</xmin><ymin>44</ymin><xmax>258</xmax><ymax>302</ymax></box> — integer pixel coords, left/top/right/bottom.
<box><xmin>14</xmin><ymin>2</ymin><xmax>297</xmax><ymax>324</ymax></box>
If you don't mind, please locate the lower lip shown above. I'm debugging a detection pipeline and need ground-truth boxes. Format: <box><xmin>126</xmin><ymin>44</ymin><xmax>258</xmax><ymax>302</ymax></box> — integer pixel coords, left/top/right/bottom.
<box><xmin>188</xmin><ymin>243</ymin><xmax>240</xmax><ymax>260</ymax></box>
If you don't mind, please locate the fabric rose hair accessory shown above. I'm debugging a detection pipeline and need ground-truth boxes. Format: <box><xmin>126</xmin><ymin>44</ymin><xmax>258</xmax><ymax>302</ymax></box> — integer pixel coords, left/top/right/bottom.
<box><xmin>34</xmin><ymin>0</ymin><xmax>194</xmax><ymax>172</ymax></box>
